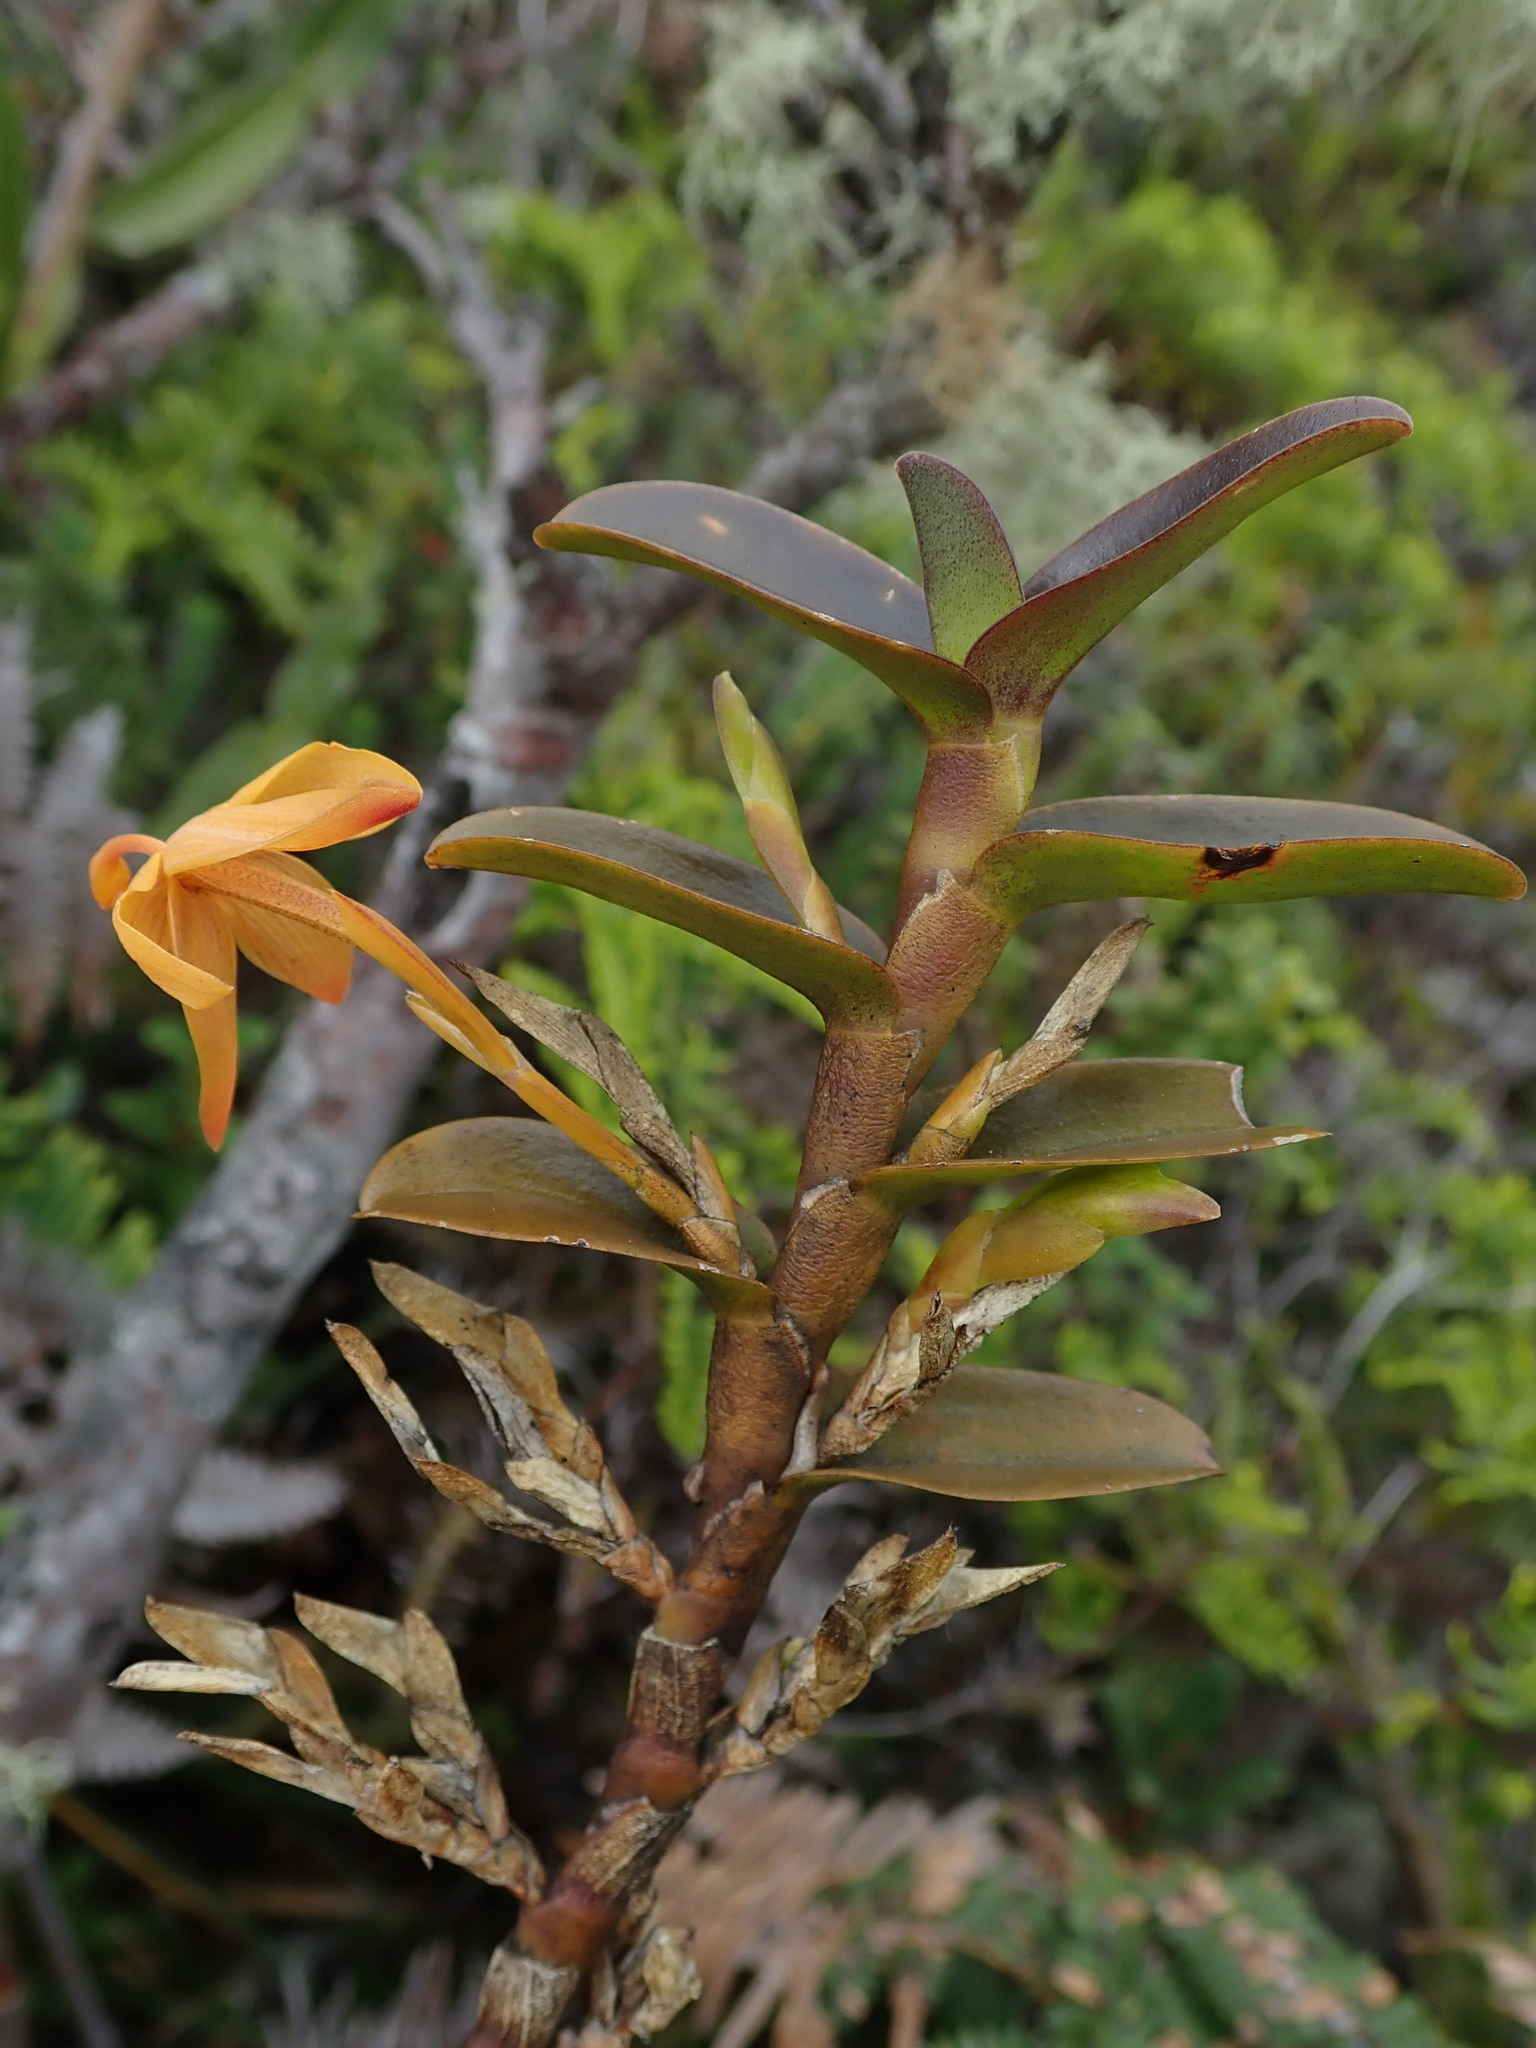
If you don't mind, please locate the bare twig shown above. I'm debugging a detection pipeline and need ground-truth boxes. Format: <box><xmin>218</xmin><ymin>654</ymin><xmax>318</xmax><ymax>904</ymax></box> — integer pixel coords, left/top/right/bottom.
<box><xmin>16</xmin><ymin>1836</ymin><xmax>122</xmax><ymax>2048</ymax></box>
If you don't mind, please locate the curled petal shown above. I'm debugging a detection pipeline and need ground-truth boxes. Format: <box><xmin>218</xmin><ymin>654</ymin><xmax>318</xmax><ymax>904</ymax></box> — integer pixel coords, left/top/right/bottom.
<box><xmin>162</xmin><ymin>745</ymin><xmax>421</xmax><ymax>874</ymax></box>
<box><xmin>89</xmin><ymin>832</ymin><xmax>164</xmax><ymax>909</ymax></box>
<box><xmin>228</xmin><ymin>741</ymin><xmax>421</xmax><ymax>813</ymax></box>
<box><xmin>112</xmin><ymin>858</ymin><xmax>232</xmax><ymax>1010</ymax></box>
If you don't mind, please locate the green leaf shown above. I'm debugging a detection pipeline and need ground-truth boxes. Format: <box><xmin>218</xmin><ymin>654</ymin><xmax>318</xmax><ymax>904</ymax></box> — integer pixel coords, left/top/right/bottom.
<box><xmin>427</xmin><ymin>807</ymin><xmax>900</xmax><ymax>1028</ymax></box>
<box><xmin>965</xmin><ymin>398</ymin><xmax>1412</xmax><ymax>716</ymax></box>
<box><xmin>358</xmin><ymin>1118</ymin><xmax>770</xmax><ymax>1315</ymax></box>
<box><xmin>919</xmin><ymin>1164</ymin><xmax>1217</xmax><ymax>1304</ymax></box>
<box><xmin>969</xmin><ymin>795</ymin><xmax>1525</xmax><ymax>922</ymax></box>
<box><xmin>534</xmin><ymin>481</ymin><xmax>989</xmax><ymax>737</ymax></box>
<box><xmin>863</xmin><ymin>1059</ymin><xmax>1322</xmax><ymax>1207</ymax></box>
<box><xmin>359</xmin><ymin>1117</ymin><xmax>700</xmax><ymax>1263</ymax></box>
<box><xmin>0</xmin><ymin>67</ymin><xmax>30</xmax><ymax>354</ymax></box>
<box><xmin>92</xmin><ymin>0</ymin><xmax>411</xmax><ymax>258</ymax></box>
<box><xmin>896</xmin><ymin>452</ymin><xmax>1023</xmax><ymax>663</ymax></box>
<box><xmin>819</xmin><ymin>1366</ymin><xmax>1220</xmax><ymax>1501</ymax></box>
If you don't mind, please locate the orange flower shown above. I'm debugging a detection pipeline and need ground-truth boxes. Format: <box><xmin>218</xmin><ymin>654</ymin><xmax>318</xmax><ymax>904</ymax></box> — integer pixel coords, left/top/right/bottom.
<box><xmin>90</xmin><ymin>742</ymin><xmax>485</xmax><ymax>1149</ymax></box>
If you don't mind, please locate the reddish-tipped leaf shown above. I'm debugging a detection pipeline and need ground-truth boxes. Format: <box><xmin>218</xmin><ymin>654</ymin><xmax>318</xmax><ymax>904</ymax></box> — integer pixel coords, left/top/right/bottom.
<box><xmin>534</xmin><ymin>481</ymin><xmax>988</xmax><ymax>736</ymax></box>
<box><xmin>819</xmin><ymin>1366</ymin><xmax>1221</xmax><ymax>1501</ymax></box>
<box><xmin>970</xmin><ymin>795</ymin><xmax>1525</xmax><ymax>921</ymax></box>
<box><xmin>965</xmin><ymin>398</ymin><xmax>1413</xmax><ymax>715</ymax></box>
<box><xmin>428</xmin><ymin>808</ymin><xmax>898</xmax><ymax>1028</ymax></box>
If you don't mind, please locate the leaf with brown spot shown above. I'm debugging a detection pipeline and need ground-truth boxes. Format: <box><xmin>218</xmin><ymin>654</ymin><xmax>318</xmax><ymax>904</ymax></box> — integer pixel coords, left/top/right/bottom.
<box><xmin>969</xmin><ymin>795</ymin><xmax>1525</xmax><ymax>921</ymax></box>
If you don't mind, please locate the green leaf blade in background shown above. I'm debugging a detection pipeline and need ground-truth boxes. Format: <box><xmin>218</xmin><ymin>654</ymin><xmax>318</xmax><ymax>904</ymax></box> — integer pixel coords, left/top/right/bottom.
<box><xmin>822</xmin><ymin>1366</ymin><xmax>1221</xmax><ymax>1500</ymax></box>
<box><xmin>971</xmin><ymin>795</ymin><xmax>1525</xmax><ymax>921</ymax></box>
<box><xmin>0</xmin><ymin>66</ymin><xmax>30</xmax><ymax>360</ymax></box>
<box><xmin>91</xmin><ymin>0</ymin><xmax>413</xmax><ymax>259</ymax></box>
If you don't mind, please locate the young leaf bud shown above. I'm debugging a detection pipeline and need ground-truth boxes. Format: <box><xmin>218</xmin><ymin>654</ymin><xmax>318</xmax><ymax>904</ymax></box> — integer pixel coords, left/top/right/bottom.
<box><xmin>712</xmin><ymin>671</ymin><xmax>844</xmax><ymax>943</ymax></box>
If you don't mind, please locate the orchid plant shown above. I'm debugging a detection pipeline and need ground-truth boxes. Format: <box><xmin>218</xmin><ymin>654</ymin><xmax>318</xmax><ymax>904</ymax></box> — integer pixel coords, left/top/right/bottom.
<box><xmin>104</xmin><ymin>398</ymin><xmax>1524</xmax><ymax>2048</ymax></box>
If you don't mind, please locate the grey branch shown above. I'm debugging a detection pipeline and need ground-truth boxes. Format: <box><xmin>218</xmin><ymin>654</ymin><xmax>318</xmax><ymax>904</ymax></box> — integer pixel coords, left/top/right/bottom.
<box><xmin>0</xmin><ymin>351</ymin><xmax>938</xmax><ymax>1746</ymax></box>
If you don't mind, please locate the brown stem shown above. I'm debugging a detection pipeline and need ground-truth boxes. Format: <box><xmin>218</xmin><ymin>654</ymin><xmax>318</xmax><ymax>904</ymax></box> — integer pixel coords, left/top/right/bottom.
<box><xmin>886</xmin><ymin>884</ymin><xmax>1015</xmax><ymax>1082</ymax></box>
<box><xmin>894</xmin><ymin>721</ymin><xmax>1039</xmax><ymax>930</ymax></box>
<box><xmin>509</xmin><ymin>874</ymin><xmax>984</xmax><ymax>2006</ymax></box>
<box><xmin>505</xmin><ymin>1026</ymin><xmax>928</xmax><ymax>2015</ymax></box>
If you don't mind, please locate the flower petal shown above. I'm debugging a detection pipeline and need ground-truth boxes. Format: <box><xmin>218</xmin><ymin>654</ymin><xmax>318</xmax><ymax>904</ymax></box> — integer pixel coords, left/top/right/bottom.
<box><xmin>202</xmin><ymin>852</ymin><xmax>347</xmax><ymax>934</ymax></box>
<box><xmin>112</xmin><ymin>857</ymin><xmax>233</xmax><ymax>1010</ymax></box>
<box><xmin>226</xmin><ymin>898</ymin><xmax>353</xmax><ymax>1003</ymax></box>
<box><xmin>186</xmin><ymin>992</ymin><xmax>239</xmax><ymax>1149</ymax></box>
<box><xmin>162</xmin><ymin>745</ymin><xmax>421</xmax><ymax>874</ymax></box>
<box><xmin>228</xmin><ymin>741</ymin><xmax>421</xmax><ymax>812</ymax></box>
<box><xmin>167</xmin><ymin>883</ymin><xmax>242</xmax><ymax>1148</ymax></box>
<box><xmin>169</xmin><ymin>878</ymin><xmax>238</xmax><ymax>985</ymax></box>
<box><xmin>89</xmin><ymin>833</ymin><xmax>164</xmax><ymax>909</ymax></box>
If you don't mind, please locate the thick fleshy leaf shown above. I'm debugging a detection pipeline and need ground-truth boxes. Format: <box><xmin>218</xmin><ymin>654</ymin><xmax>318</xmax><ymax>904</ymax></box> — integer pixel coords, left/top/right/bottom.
<box><xmin>918</xmin><ymin>1164</ymin><xmax>1217</xmax><ymax>1308</ymax></box>
<box><xmin>427</xmin><ymin>809</ymin><xmax>899</xmax><ymax>1027</ymax></box>
<box><xmin>970</xmin><ymin>795</ymin><xmax>1526</xmax><ymax>921</ymax></box>
<box><xmin>820</xmin><ymin>1366</ymin><xmax>1220</xmax><ymax>1501</ymax></box>
<box><xmin>896</xmin><ymin>453</ymin><xmax>1022</xmax><ymax>663</ymax></box>
<box><xmin>360</xmin><ymin>1117</ymin><xmax>701</xmax><ymax>1261</ymax></box>
<box><xmin>534</xmin><ymin>481</ymin><xmax>988</xmax><ymax>737</ymax></box>
<box><xmin>866</xmin><ymin>1058</ymin><xmax>1321</xmax><ymax>1205</ymax></box>
<box><xmin>965</xmin><ymin>399</ymin><xmax>1413</xmax><ymax>715</ymax></box>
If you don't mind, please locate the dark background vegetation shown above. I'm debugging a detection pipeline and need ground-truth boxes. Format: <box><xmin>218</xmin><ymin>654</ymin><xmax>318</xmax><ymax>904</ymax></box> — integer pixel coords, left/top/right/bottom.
<box><xmin>8</xmin><ymin>0</ymin><xmax>1536</xmax><ymax>2041</ymax></box>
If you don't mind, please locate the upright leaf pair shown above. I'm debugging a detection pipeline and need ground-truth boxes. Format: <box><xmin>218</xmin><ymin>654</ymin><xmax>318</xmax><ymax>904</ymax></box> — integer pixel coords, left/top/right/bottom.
<box><xmin>533</xmin><ymin>399</ymin><xmax>1443</xmax><ymax>915</ymax></box>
